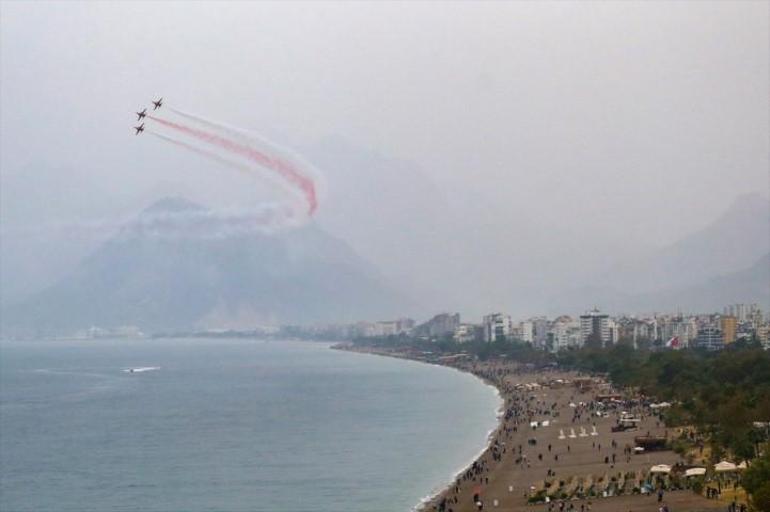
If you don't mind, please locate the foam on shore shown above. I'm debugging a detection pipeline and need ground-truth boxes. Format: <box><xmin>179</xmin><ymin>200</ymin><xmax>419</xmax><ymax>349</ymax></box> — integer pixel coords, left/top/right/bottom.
<box><xmin>411</xmin><ymin>363</ymin><xmax>505</xmax><ymax>512</ymax></box>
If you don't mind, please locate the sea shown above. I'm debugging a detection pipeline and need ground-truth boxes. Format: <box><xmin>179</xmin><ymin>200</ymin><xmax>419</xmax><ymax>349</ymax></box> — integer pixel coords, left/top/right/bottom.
<box><xmin>0</xmin><ymin>338</ymin><xmax>501</xmax><ymax>512</ymax></box>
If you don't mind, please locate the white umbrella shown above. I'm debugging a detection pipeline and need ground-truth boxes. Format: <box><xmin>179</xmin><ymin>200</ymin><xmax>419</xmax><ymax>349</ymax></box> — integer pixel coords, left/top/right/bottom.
<box><xmin>714</xmin><ymin>461</ymin><xmax>737</xmax><ymax>472</ymax></box>
<box><xmin>737</xmin><ymin>461</ymin><xmax>748</xmax><ymax>470</ymax></box>
<box><xmin>650</xmin><ymin>464</ymin><xmax>672</xmax><ymax>474</ymax></box>
<box><xmin>685</xmin><ymin>467</ymin><xmax>706</xmax><ymax>477</ymax></box>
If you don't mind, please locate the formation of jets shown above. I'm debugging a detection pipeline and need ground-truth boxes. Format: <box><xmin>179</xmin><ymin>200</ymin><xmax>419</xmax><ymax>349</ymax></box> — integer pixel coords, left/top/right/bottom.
<box><xmin>133</xmin><ymin>98</ymin><xmax>161</xmax><ymax>135</ymax></box>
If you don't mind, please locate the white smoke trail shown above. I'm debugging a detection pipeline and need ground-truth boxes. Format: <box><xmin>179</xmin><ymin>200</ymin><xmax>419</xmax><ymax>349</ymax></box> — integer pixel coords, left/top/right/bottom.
<box><xmin>147</xmin><ymin>113</ymin><xmax>318</xmax><ymax>216</ymax></box>
<box><xmin>3</xmin><ymin>205</ymin><xmax>305</xmax><ymax>242</ymax></box>
<box><xmin>149</xmin><ymin>130</ymin><xmax>254</xmax><ymax>176</ymax></box>
<box><xmin>148</xmin><ymin>130</ymin><xmax>307</xmax><ymax>217</ymax></box>
<box><xmin>167</xmin><ymin>106</ymin><xmax>326</xmax><ymax>203</ymax></box>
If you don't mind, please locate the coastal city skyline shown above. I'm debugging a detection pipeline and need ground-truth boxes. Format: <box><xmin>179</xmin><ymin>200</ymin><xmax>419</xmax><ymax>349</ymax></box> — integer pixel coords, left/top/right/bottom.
<box><xmin>74</xmin><ymin>302</ymin><xmax>770</xmax><ymax>354</ymax></box>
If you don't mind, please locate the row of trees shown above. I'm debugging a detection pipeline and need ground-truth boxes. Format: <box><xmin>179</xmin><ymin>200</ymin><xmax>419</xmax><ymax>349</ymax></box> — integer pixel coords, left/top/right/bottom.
<box><xmin>556</xmin><ymin>341</ymin><xmax>770</xmax><ymax>460</ymax></box>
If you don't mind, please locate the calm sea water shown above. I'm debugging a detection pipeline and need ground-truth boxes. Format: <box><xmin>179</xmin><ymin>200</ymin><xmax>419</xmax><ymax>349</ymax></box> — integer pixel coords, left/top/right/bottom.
<box><xmin>0</xmin><ymin>338</ymin><xmax>500</xmax><ymax>512</ymax></box>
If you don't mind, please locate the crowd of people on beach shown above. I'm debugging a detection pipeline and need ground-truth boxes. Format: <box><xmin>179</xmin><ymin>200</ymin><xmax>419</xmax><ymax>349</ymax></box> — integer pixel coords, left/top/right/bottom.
<box><xmin>346</xmin><ymin>346</ymin><xmax>747</xmax><ymax>512</ymax></box>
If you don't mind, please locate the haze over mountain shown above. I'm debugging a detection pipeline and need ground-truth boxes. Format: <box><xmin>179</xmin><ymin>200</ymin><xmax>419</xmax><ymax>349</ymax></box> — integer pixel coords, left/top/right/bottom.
<box><xmin>601</xmin><ymin>193</ymin><xmax>769</xmax><ymax>292</ymax></box>
<box><xmin>2</xmin><ymin>198</ymin><xmax>412</xmax><ymax>335</ymax></box>
<box><xmin>548</xmin><ymin>193</ymin><xmax>770</xmax><ymax>314</ymax></box>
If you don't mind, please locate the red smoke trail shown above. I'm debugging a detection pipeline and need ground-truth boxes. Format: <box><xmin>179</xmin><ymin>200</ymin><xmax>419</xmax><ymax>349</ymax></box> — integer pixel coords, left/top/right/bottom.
<box><xmin>148</xmin><ymin>115</ymin><xmax>318</xmax><ymax>215</ymax></box>
<box><xmin>169</xmin><ymin>107</ymin><xmax>322</xmax><ymax>181</ymax></box>
<box><xmin>149</xmin><ymin>131</ymin><xmax>254</xmax><ymax>176</ymax></box>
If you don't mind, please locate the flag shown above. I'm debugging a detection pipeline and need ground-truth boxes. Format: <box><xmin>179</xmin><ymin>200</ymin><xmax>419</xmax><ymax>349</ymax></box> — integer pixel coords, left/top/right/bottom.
<box><xmin>666</xmin><ymin>336</ymin><xmax>680</xmax><ymax>348</ymax></box>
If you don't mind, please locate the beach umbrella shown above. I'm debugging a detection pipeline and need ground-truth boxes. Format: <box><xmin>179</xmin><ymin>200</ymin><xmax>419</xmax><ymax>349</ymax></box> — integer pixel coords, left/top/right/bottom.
<box><xmin>714</xmin><ymin>461</ymin><xmax>737</xmax><ymax>472</ymax></box>
<box><xmin>650</xmin><ymin>464</ymin><xmax>672</xmax><ymax>474</ymax></box>
<box><xmin>685</xmin><ymin>467</ymin><xmax>706</xmax><ymax>477</ymax></box>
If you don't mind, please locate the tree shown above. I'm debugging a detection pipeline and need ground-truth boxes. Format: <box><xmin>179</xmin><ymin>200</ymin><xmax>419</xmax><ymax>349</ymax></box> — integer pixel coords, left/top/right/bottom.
<box><xmin>744</xmin><ymin>452</ymin><xmax>770</xmax><ymax>511</ymax></box>
<box><xmin>744</xmin><ymin>452</ymin><xmax>770</xmax><ymax>493</ymax></box>
<box><xmin>751</xmin><ymin>482</ymin><xmax>770</xmax><ymax>512</ymax></box>
<box><xmin>584</xmin><ymin>332</ymin><xmax>603</xmax><ymax>350</ymax></box>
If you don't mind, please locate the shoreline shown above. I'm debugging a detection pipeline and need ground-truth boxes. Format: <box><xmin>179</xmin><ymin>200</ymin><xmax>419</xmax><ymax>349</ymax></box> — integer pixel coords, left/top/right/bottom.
<box><xmin>332</xmin><ymin>343</ymin><xmax>510</xmax><ymax>512</ymax></box>
<box><xmin>333</xmin><ymin>343</ymin><xmax>726</xmax><ymax>512</ymax></box>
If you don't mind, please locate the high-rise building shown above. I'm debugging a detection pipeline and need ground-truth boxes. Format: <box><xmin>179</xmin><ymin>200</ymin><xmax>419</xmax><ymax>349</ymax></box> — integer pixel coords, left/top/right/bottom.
<box><xmin>580</xmin><ymin>308</ymin><xmax>610</xmax><ymax>347</ymax></box>
<box><xmin>520</xmin><ymin>321</ymin><xmax>534</xmax><ymax>343</ymax></box>
<box><xmin>696</xmin><ymin>326</ymin><xmax>724</xmax><ymax>351</ymax></box>
<box><xmin>483</xmin><ymin>313</ymin><xmax>512</xmax><ymax>342</ymax></box>
<box><xmin>720</xmin><ymin>315</ymin><xmax>737</xmax><ymax>344</ymax></box>
<box><xmin>550</xmin><ymin>316</ymin><xmax>579</xmax><ymax>352</ymax></box>
<box><xmin>533</xmin><ymin>317</ymin><xmax>550</xmax><ymax>349</ymax></box>
<box><xmin>724</xmin><ymin>304</ymin><xmax>761</xmax><ymax>323</ymax></box>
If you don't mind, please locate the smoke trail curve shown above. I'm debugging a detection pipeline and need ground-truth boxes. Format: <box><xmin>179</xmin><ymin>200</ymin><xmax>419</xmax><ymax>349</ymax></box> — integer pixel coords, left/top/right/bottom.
<box><xmin>168</xmin><ymin>106</ymin><xmax>323</xmax><ymax>189</ymax></box>
<box><xmin>147</xmin><ymin>115</ymin><xmax>318</xmax><ymax>215</ymax></box>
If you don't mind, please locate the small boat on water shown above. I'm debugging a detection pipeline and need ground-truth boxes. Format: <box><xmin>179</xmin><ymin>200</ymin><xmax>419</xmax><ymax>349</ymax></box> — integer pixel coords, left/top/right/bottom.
<box><xmin>122</xmin><ymin>366</ymin><xmax>160</xmax><ymax>373</ymax></box>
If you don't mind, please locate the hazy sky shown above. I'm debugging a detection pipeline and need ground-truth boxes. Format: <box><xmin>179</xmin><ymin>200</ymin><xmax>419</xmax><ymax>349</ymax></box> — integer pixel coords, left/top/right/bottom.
<box><xmin>1</xmin><ymin>1</ymin><xmax>768</xmax><ymax>312</ymax></box>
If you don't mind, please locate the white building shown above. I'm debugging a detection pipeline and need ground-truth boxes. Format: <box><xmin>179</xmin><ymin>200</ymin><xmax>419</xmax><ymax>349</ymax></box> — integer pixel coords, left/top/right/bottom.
<box><xmin>453</xmin><ymin>323</ymin><xmax>479</xmax><ymax>343</ymax></box>
<box><xmin>520</xmin><ymin>321</ymin><xmax>534</xmax><ymax>343</ymax></box>
<box><xmin>550</xmin><ymin>316</ymin><xmax>581</xmax><ymax>352</ymax></box>
<box><xmin>483</xmin><ymin>313</ymin><xmax>512</xmax><ymax>342</ymax></box>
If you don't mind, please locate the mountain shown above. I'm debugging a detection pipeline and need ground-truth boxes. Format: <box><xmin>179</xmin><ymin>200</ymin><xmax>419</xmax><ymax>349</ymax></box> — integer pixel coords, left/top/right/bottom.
<box><xmin>604</xmin><ymin>193</ymin><xmax>770</xmax><ymax>293</ymax></box>
<box><xmin>547</xmin><ymin>252</ymin><xmax>770</xmax><ymax>315</ymax></box>
<box><xmin>305</xmin><ymin>137</ymin><xmax>624</xmax><ymax>318</ymax></box>
<box><xmin>636</xmin><ymin>252</ymin><xmax>770</xmax><ymax>313</ymax></box>
<box><xmin>547</xmin><ymin>194</ymin><xmax>770</xmax><ymax>314</ymax></box>
<box><xmin>2</xmin><ymin>198</ymin><xmax>413</xmax><ymax>335</ymax></box>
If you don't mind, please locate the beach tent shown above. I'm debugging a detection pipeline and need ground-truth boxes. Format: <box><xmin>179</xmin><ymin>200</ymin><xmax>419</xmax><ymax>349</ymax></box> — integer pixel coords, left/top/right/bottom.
<box><xmin>685</xmin><ymin>467</ymin><xmax>706</xmax><ymax>477</ymax></box>
<box><xmin>714</xmin><ymin>461</ymin><xmax>737</xmax><ymax>472</ymax></box>
<box><xmin>650</xmin><ymin>464</ymin><xmax>672</xmax><ymax>474</ymax></box>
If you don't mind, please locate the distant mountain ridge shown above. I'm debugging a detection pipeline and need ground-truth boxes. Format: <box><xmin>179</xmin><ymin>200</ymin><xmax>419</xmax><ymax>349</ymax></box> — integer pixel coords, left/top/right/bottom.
<box><xmin>603</xmin><ymin>193</ymin><xmax>769</xmax><ymax>293</ymax></box>
<box><xmin>547</xmin><ymin>251</ymin><xmax>770</xmax><ymax>315</ymax></box>
<box><xmin>2</xmin><ymin>198</ymin><xmax>413</xmax><ymax>335</ymax></box>
<box><xmin>547</xmin><ymin>192</ymin><xmax>770</xmax><ymax>315</ymax></box>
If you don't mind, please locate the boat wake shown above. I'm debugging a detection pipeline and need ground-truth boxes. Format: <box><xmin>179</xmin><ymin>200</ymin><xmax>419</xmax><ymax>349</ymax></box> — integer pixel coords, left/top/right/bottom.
<box><xmin>122</xmin><ymin>366</ymin><xmax>161</xmax><ymax>373</ymax></box>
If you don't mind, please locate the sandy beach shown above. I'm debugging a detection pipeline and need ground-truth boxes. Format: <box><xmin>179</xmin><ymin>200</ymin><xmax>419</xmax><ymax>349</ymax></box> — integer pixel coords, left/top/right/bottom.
<box><xmin>337</xmin><ymin>345</ymin><xmax>727</xmax><ymax>512</ymax></box>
